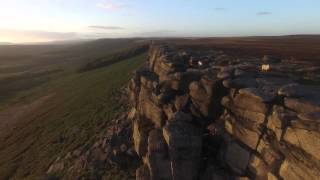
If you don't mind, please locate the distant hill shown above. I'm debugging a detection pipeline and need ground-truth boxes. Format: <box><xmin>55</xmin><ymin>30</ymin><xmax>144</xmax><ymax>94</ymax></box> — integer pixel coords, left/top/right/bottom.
<box><xmin>0</xmin><ymin>42</ymin><xmax>13</xmax><ymax>45</ymax></box>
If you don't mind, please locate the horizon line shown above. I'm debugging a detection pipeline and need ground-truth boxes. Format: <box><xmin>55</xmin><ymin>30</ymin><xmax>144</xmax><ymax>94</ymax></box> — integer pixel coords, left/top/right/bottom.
<box><xmin>1</xmin><ymin>33</ymin><xmax>320</xmax><ymax>45</ymax></box>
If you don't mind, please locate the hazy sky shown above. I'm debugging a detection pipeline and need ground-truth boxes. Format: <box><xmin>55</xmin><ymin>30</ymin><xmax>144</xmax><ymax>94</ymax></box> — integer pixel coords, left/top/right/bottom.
<box><xmin>0</xmin><ymin>0</ymin><xmax>319</xmax><ymax>43</ymax></box>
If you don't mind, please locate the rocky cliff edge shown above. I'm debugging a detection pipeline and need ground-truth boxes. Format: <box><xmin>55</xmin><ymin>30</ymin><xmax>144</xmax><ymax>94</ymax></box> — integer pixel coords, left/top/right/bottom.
<box><xmin>129</xmin><ymin>44</ymin><xmax>320</xmax><ymax>180</ymax></box>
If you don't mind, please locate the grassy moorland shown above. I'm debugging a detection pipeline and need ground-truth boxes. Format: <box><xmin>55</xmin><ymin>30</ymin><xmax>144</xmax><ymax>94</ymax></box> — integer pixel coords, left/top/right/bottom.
<box><xmin>164</xmin><ymin>35</ymin><xmax>320</xmax><ymax>64</ymax></box>
<box><xmin>0</xmin><ymin>39</ymin><xmax>147</xmax><ymax>179</ymax></box>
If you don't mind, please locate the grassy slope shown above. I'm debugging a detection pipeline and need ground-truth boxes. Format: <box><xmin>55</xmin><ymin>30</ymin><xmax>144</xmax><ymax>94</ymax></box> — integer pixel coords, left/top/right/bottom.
<box><xmin>0</xmin><ymin>39</ymin><xmax>146</xmax><ymax>107</ymax></box>
<box><xmin>0</xmin><ymin>53</ymin><xmax>146</xmax><ymax>179</ymax></box>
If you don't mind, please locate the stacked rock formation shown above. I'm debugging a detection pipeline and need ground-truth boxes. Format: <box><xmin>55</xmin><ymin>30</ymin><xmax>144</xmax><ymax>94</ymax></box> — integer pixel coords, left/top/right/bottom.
<box><xmin>128</xmin><ymin>44</ymin><xmax>320</xmax><ymax>180</ymax></box>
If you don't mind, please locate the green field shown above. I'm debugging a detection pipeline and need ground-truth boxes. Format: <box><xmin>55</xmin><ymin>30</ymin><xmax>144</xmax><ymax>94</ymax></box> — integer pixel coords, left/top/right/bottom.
<box><xmin>0</xmin><ymin>39</ymin><xmax>147</xmax><ymax>179</ymax></box>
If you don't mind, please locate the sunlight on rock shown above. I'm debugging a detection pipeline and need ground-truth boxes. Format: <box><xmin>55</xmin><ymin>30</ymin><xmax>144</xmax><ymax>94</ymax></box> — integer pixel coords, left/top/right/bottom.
<box><xmin>261</xmin><ymin>64</ymin><xmax>270</xmax><ymax>72</ymax></box>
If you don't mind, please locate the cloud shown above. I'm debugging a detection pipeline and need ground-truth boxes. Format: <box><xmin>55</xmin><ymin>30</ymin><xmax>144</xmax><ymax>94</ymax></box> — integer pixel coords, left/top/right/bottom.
<box><xmin>257</xmin><ymin>11</ymin><xmax>272</xmax><ymax>15</ymax></box>
<box><xmin>88</xmin><ymin>25</ymin><xmax>124</xmax><ymax>30</ymax></box>
<box><xmin>97</xmin><ymin>2</ymin><xmax>129</xmax><ymax>11</ymax></box>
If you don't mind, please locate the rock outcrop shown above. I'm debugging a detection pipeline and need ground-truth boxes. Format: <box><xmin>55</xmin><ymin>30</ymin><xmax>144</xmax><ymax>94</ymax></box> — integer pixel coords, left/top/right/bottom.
<box><xmin>129</xmin><ymin>44</ymin><xmax>320</xmax><ymax>180</ymax></box>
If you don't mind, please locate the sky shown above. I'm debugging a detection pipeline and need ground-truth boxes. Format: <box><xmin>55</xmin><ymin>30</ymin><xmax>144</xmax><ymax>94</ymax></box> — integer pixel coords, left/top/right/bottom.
<box><xmin>0</xmin><ymin>0</ymin><xmax>319</xmax><ymax>43</ymax></box>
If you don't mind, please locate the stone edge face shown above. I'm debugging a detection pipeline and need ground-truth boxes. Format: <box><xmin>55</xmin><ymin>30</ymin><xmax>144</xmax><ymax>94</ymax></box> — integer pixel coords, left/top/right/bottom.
<box><xmin>130</xmin><ymin>44</ymin><xmax>320</xmax><ymax>180</ymax></box>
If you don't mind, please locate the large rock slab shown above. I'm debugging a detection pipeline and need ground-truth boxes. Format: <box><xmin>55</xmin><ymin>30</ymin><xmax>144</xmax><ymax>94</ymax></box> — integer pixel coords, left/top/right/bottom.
<box><xmin>248</xmin><ymin>154</ymin><xmax>268</xmax><ymax>179</ymax></box>
<box><xmin>267</xmin><ymin>105</ymin><xmax>296</xmax><ymax>141</ymax></box>
<box><xmin>284</xmin><ymin>97</ymin><xmax>320</xmax><ymax>114</ymax></box>
<box><xmin>233</xmin><ymin>93</ymin><xmax>269</xmax><ymax>114</ymax></box>
<box><xmin>189</xmin><ymin>76</ymin><xmax>222</xmax><ymax>119</ymax></box>
<box><xmin>139</xmin><ymin>98</ymin><xmax>166</xmax><ymax>128</ymax></box>
<box><xmin>133</xmin><ymin>118</ymin><xmax>150</xmax><ymax>156</ymax></box>
<box><xmin>239</xmin><ymin>88</ymin><xmax>276</xmax><ymax>103</ymax></box>
<box><xmin>189</xmin><ymin>81</ymin><xmax>208</xmax><ymax>102</ymax></box>
<box><xmin>169</xmin><ymin>71</ymin><xmax>203</xmax><ymax>91</ymax></box>
<box><xmin>162</xmin><ymin>114</ymin><xmax>202</xmax><ymax>180</ymax></box>
<box><xmin>222</xmin><ymin>96</ymin><xmax>266</xmax><ymax>124</ymax></box>
<box><xmin>256</xmin><ymin>137</ymin><xmax>283</xmax><ymax>172</ymax></box>
<box><xmin>278</xmin><ymin>83</ymin><xmax>320</xmax><ymax>98</ymax></box>
<box><xmin>223</xmin><ymin>77</ymin><xmax>258</xmax><ymax>89</ymax></box>
<box><xmin>225</xmin><ymin>142</ymin><xmax>251</xmax><ymax>175</ymax></box>
<box><xmin>145</xmin><ymin>130</ymin><xmax>172</xmax><ymax>180</ymax></box>
<box><xmin>279</xmin><ymin>159</ymin><xmax>320</xmax><ymax>180</ymax></box>
<box><xmin>224</xmin><ymin>116</ymin><xmax>261</xmax><ymax>150</ymax></box>
<box><xmin>284</xmin><ymin>125</ymin><xmax>320</xmax><ymax>161</ymax></box>
<box><xmin>136</xmin><ymin>165</ymin><xmax>150</xmax><ymax>180</ymax></box>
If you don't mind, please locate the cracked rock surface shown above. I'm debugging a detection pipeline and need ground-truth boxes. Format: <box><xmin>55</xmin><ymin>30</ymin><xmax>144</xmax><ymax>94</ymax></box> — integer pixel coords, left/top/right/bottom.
<box><xmin>129</xmin><ymin>44</ymin><xmax>320</xmax><ymax>180</ymax></box>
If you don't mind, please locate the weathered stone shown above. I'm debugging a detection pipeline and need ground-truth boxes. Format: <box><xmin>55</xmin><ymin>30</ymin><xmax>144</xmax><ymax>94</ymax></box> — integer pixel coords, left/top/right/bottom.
<box><xmin>239</xmin><ymin>88</ymin><xmax>275</xmax><ymax>102</ymax></box>
<box><xmin>221</xmin><ymin>96</ymin><xmax>231</xmax><ymax>107</ymax></box>
<box><xmin>224</xmin><ymin>118</ymin><xmax>234</xmax><ymax>135</ymax></box>
<box><xmin>222</xmin><ymin>79</ymin><xmax>232</xmax><ymax>88</ymax></box>
<box><xmin>279</xmin><ymin>159</ymin><xmax>320</xmax><ymax>180</ymax></box>
<box><xmin>189</xmin><ymin>81</ymin><xmax>207</xmax><ymax>102</ymax></box>
<box><xmin>248</xmin><ymin>154</ymin><xmax>268</xmax><ymax>179</ymax></box>
<box><xmin>225</xmin><ymin>142</ymin><xmax>250</xmax><ymax>175</ymax></box>
<box><xmin>148</xmin><ymin>130</ymin><xmax>167</xmax><ymax>153</ymax></box>
<box><xmin>256</xmin><ymin>138</ymin><xmax>282</xmax><ymax>168</ymax></box>
<box><xmin>233</xmin><ymin>108</ymin><xmax>266</xmax><ymax>125</ymax></box>
<box><xmin>163</xmin><ymin>122</ymin><xmax>202</xmax><ymax>151</ymax></box>
<box><xmin>220</xmin><ymin>65</ymin><xmax>235</xmax><ymax>72</ymax></box>
<box><xmin>163</xmin><ymin>120</ymin><xmax>202</xmax><ymax>180</ymax></box>
<box><xmin>189</xmin><ymin>78</ymin><xmax>220</xmax><ymax>118</ymax></box>
<box><xmin>256</xmin><ymin>77</ymin><xmax>293</xmax><ymax>88</ymax></box>
<box><xmin>235</xmin><ymin>177</ymin><xmax>250</xmax><ymax>180</ymax></box>
<box><xmin>163</xmin><ymin>71</ymin><xmax>202</xmax><ymax>91</ymax></box>
<box><xmin>217</xmin><ymin>71</ymin><xmax>231</xmax><ymax>79</ymax></box>
<box><xmin>222</xmin><ymin>106</ymin><xmax>263</xmax><ymax>150</ymax></box>
<box><xmin>139</xmin><ymin>83</ymin><xmax>154</xmax><ymax>101</ymax></box>
<box><xmin>267</xmin><ymin>105</ymin><xmax>296</xmax><ymax>141</ymax></box>
<box><xmin>278</xmin><ymin>83</ymin><xmax>320</xmax><ymax>98</ymax></box>
<box><xmin>200</xmin><ymin>74</ymin><xmax>219</xmax><ymax>93</ymax></box>
<box><xmin>284</xmin><ymin>97</ymin><xmax>320</xmax><ymax>114</ymax></box>
<box><xmin>170</xmin><ymin>111</ymin><xmax>193</xmax><ymax>123</ymax></box>
<box><xmin>267</xmin><ymin>173</ymin><xmax>279</xmax><ymax>180</ymax></box>
<box><xmin>157</xmin><ymin>90</ymin><xmax>175</xmax><ymax>105</ymax></box>
<box><xmin>139</xmin><ymin>98</ymin><xmax>165</xmax><ymax>128</ymax></box>
<box><xmin>224</xmin><ymin>77</ymin><xmax>258</xmax><ymax>89</ymax></box>
<box><xmin>162</xmin><ymin>103</ymin><xmax>175</xmax><ymax>121</ymax></box>
<box><xmin>222</xmin><ymin>96</ymin><xmax>266</xmax><ymax>124</ymax></box>
<box><xmin>298</xmin><ymin>112</ymin><xmax>320</xmax><ymax>122</ymax></box>
<box><xmin>133</xmin><ymin>118</ymin><xmax>149</xmax><ymax>156</ymax></box>
<box><xmin>145</xmin><ymin>130</ymin><xmax>172</xmax><ymax>180</ymax></box>
<box><xmin>131</xmin><ymin>45</ymin><xmax>320</xmax><ymax>180</ymax></box>
<box><xmin>262</xmin><ymin>55</ymin><xmax>281</xmax><ymax>64</ymax></box>
<box><xmin>233</xmin><ymin>93</ymin><xmax>269</xmax><ymax>114</ymax></box>
<box><xmin>47</xmin><ymin>162</ymin><xmax>64</xmax><ymax>174</ymax></box>
<box><xmin>284</xmin><ymin>126</ymin><xmax>320</xmax><ymax>160</ymax></box>
<box><xmin>136</xmin><ymin>165</ymin><xmax>150</xmax><ymax>180</ymax></box>
<box><xmin>228</xmin><ymin>122</ymin><xmax>260</xmax><ymax>149</ymax></box>
<box><xmin>127</xmin><ymin>108</ymin><xmax>137</xmax><ymax>120</ymax></box>
<box><xmin>174</xmin><ymin>94</ymin><xmax>190</xmax><ymax>111</ymax></box>
<box><xmin>202</xmin><ymin>165</ymin><xmax>235</xmax><ymax>180</ymax></box>
<box><xmin>234</xmin><ymin>69</ymin><xmax>246</xmax><ymax>77</ymax></box>
<box><xmin>141</xmin><ymin>73</ymin><xmax>158</xmax><ymax>90</ymax></box>
<box><xmin>120</xmin><ymin>144</ymin><xmax>127</xmax><ymax>153</ymax></box>
<box><xmin>173</xmin><ymin>71</ymin><xmax>203</xmax><ymax>91</ymax></box>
